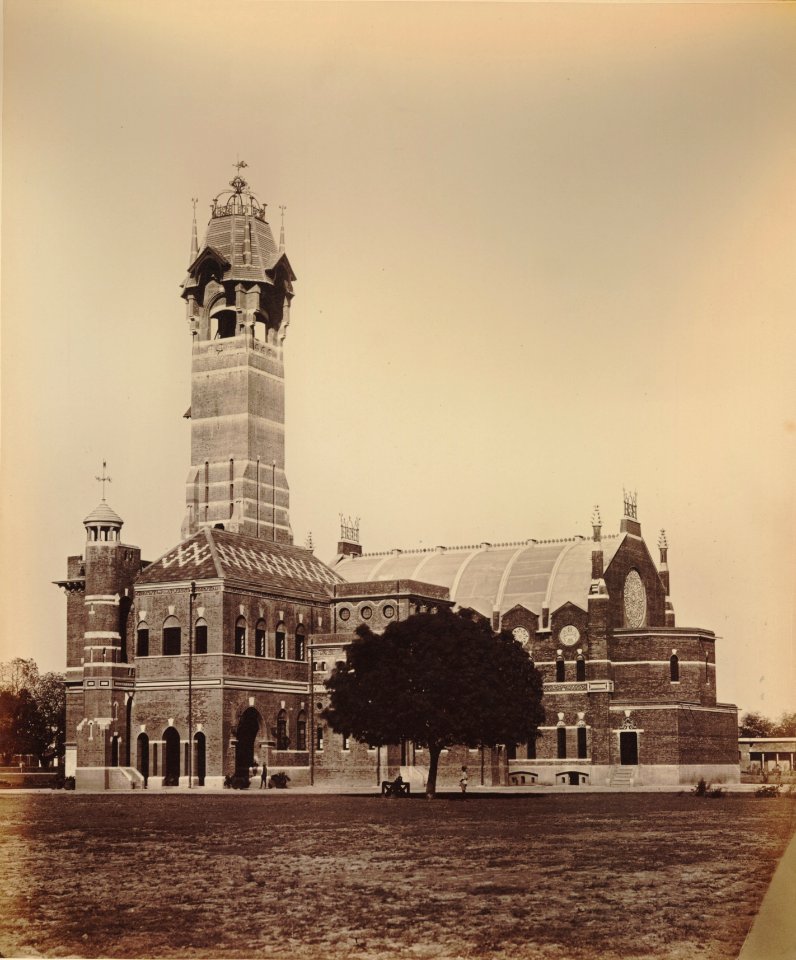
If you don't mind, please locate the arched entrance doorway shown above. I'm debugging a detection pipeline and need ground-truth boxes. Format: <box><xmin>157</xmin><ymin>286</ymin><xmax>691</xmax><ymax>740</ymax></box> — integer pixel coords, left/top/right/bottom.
<box><xmin>163</xmin><ymin>727</ymin><xmax>181</xmax><ymax>786</ymax></box>
<box><xmin>110</xmin><ymin>735</ymin><xmax>120</xmax><ymax>767</ymax></box>
<box><xmin>137</xmin><ymin>733</ymin><xmax>149</xmax><ymax>786</ymax></box>
<box><xmin>234</xmin><ymin>708</ymin><xmax>261</xmax><ymax>781</ymax></box>
<box><xmin>620</xmin><ymin>731</ymin><xmax>639</xmax><ymax>766</ymax></box>
<box><xmin>194</xmin><ymin>732</ymin><xmax>206</xmax><ymax>787</ymax></box>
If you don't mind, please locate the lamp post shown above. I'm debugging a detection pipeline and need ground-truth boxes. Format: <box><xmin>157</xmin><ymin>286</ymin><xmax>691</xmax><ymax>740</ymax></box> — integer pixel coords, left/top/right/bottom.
<box><xmin>188</xmin><ymin>580</ymin><xmax>196</xmax><ymax>788</ymax></box>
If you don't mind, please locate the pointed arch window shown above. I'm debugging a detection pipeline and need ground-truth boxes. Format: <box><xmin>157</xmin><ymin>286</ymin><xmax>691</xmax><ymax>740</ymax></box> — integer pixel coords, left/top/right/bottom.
<box><xmin>275</xmin><ymin>622</ymin><xmax>286</xmax><ymax>660</ymax></box>
<box><xmin>577</xmin><ymin>726</ymin><xmax>588</xmax><ymax>759</ymax></box>
<box><xmin>576</xmin><ymin>656</ymin><xmax>586</xmax><ymax>682</ymax></box>
<box><xmin>255</xmin><ymin>620</ymin><xmax>266</xmax><ymax>658</ymax></box>
<box><xmin>670</xmin><ymin>654</ymin><xmax>680</xmax><ymax>682</ymax></box>
<box><xmin>556</xmin><ymin>657</ymin><xmax>565</xmax><ymax>683</ymax></box>
<box><xmin>163</xmin><ymin>616</ymin><xmax>181</xmax><ymax>656</ymax></box>
<box><xmin>136</xmin><ymin>624</ymin><xmax>150</xmax><ymax>658</ymax></box>
<box><xmin>295</xmin><ymin>625</ymin><xmax>306</xmax><ymax>662</ymax></box>
<box><xmin>235</xmin><ymin>617</ymin><xmax>247</xmax><ymax>655</ymax></box>
<box><xmin>195</xmin><ymin>618</ymin><xmax>208</xmax><ymax>655</ymax></box>
<box><xmin>276</xmin><ymin>710</ymin><xmax>289</xmax><ymax>751</ymax></box>
<box><xmin>557</xmin><ymin>726</ymin><xmax>567</xmax><ymax>759</ymax></box>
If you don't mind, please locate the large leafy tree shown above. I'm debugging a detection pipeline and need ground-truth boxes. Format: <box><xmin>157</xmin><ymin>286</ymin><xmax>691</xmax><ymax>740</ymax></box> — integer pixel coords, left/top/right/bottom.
<box><xmin>322</xmin><ymin>608</ymin><xmax>544</xmax><ymax>797</ymax></box>
<box><xmin>739</xmin><ymin>710</ymin><xmax>796</xmax><ymax>739</ymax></box>
<box><xmin>0</xmin><ymin>659</ymin><xmax>65</xmax><ymax>767</ymax></box>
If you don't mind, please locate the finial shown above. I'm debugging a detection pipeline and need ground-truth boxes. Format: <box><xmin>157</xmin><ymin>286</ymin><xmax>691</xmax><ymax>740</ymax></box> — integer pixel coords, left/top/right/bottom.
<box><xmin>189</xmin><ymin>197</ymin><xmax>199</xmax><ymax>262</ymax></box>
<box><xmin>339</xmin><ymin>514</ymin><xmax>360</xmax><ymax>544</ymax></box>
<box><xmin>95</xmin><ymin>461</ymin><xmax>112</xmax><ymax>501</ymax></box>
<box><xmin>233</xmin><ymin>158</ymin><xmax>248</xmax><ymax>175</ymax></box>
<box><xmin>658</xmin><ymin>529</ymin><xmax>668</xmax><ymax>550</ymax></box>
<box><xmin>622</xmin><ymin>488</ymin><xmax>638</xmax><ymax>520</ymax></box>
<box><xmin>279</xmin><ymin>205</ymin><xmax>286</xmax><ymax>251</ymax></box>
<box><xmin>591</xmin><ymin>505</ymin><xmax>601</xmax><ymax>527</ymax></box>
<box><xmin>305</xmin><ymin>530</ymin><xmax>314</xmax><ymax>551</ymax></box>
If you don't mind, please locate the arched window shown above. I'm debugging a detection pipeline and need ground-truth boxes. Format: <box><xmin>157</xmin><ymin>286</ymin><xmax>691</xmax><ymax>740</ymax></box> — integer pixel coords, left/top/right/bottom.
<box><xmin>137</xmin><ymin>624</ymin><xmax>149</xmax><ymax>657</ymax></box>
<box><xmin>295</xmin><ymin>625</ymin><xmax>306</xmax><ymax>662</ymax></box>
<box><xmin>195</xmin><ymin>618</ymin><xmax>208</xmax><ymax>655</ymax></box>
<box><xmin>556</xmin><ymin>657</ymin><xmax>565</xmax><ymax>682</ymax></box>
<box><xmin>670</xmin><ymin>654</ymin><xmax>680</xmax><ymax>682</ymax></box>
<box><xmin>163</xmin><ymin>616</ymin><xmax>181</xmax><ymax>656</ymax></box>
<box><xmin>276</xmin><ymin>709</ymin><xmax>288</xmax><ymax>751</ymax></box>
<box><xmin>275</xmin><ymin>622</ymin><xmax>286</xmax><ymax>660</ymax></box>
<box><xmin>576</xmin><ymin>656</ymin><xmax>586</xmax><ymax>681</ymax></box>
<box><xmin>557</xmin><ymin>726</ymin><xmax>567</xmax><ymax>759</ymax></box>
<box><xmin>296</xmin><ymin>712</ymin><xmax>307</xmax><ymax>751</ymax></box>
<box><xmin>255</xmin><ymin>620</ymin><xmax>266</xmax><ymax>658</ymax></box>
<box><xmin>577</xmin><ymin>726</ymin><xmax>588</xmax><ymax>759</ymax></box>
<box><xmin>235</xmin><ymin>617</ymin><xmax>247</xmax><ymax>655</ymax></box>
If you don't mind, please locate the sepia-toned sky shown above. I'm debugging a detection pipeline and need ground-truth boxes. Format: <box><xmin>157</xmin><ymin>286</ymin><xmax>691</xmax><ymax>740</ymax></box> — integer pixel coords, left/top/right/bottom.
<box><xmin>2</xmin><ymin>1</ymin><xmax>795</xmax><ymax>719</ymax></box>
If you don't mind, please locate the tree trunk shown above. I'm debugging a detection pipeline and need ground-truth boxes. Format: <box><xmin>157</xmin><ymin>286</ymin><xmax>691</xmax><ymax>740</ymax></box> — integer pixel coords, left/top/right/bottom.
<box><xmin>426</xmin><ymin>744</ymin><xmax>442</xmax><ymax>798</ymax></box>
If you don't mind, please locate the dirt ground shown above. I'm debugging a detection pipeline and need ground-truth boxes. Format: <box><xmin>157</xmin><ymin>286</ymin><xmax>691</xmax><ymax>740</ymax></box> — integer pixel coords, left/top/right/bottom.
<box><xmin>0</xmin><ymin>791</ymin><xmax>793</xmax><ymax>960</ymax></box>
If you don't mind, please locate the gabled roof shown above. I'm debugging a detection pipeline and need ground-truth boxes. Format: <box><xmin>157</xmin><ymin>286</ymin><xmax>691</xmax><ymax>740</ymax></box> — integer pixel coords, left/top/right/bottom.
<box><xmin>136</xmin><ymin>528</ymin><xmax>342</xmax><ymax>603</ymax></box>
<box><xmin>333</xmin><ymin>535</ymin><xmax>626</xmax><ymax>620</ymax></box>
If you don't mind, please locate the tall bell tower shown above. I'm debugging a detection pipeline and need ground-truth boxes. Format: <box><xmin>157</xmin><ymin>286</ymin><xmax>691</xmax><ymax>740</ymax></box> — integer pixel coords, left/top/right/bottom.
<box><xmin>180</xmin><ymin>164</ymin><xmax>296</xmax><ymax>542</ymax></box>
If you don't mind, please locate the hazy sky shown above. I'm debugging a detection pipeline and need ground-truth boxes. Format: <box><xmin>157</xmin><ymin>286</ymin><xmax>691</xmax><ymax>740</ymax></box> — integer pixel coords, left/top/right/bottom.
<box><xmin>2</xmin><ymin>1</ymin><xmax>795</xmax><ymax>719</ymax></box>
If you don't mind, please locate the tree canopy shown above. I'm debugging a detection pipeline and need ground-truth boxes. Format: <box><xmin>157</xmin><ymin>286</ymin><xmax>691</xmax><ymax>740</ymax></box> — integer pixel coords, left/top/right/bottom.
<box><xmin>322</xmin><ymin>608</ymin><xmax>545</xmax><ymax>796</ymax></box>
<box><xmin>739</xmin><ymin>710</ymin><xmax>796</xmax><ymax>739</ymax></box>
<box><xmin>0</xmin><ymin>659</ymin><xmax>65</xmax><ymax>767</ymax></box>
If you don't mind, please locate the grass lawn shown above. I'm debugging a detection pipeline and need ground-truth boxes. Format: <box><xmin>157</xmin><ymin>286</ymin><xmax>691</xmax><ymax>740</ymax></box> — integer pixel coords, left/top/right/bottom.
<box><xmin>0</xmin><ymin>791</ymin><xmax>793</xmax><ymax>960</ymax></box>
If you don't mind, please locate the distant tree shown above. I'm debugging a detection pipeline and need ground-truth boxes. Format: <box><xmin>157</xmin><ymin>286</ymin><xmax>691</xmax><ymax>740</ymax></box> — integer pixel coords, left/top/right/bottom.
<box><xmin>772</xmin><ymin>712</ymin><xmax>796</xmax><ymax>737</ymax></box>
<box><xmin>739</xmin><ymin>712</ymin><xmax>776</xmax><ymax>738</ymax></box>
<box><xmin>0</xmin><ymin>660</ymin><xmax>65</xmax><ymax>767</ymax></box>
<box><xmin>322</xmin><ymin>608</ymin><xmax>545</xmax><ymax>797</ymax></box>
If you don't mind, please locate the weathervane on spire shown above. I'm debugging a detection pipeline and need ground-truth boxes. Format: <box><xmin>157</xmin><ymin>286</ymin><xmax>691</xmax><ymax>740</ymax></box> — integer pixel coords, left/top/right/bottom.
<box><xmin>233</xmin><ymin>158</ymin><xmax>248</xmax><ymax>174</ymax></box>
<box><xmin>95</xmin><ymin>461</ymin><xmax>112</xmax><ymax>501</ymax></box>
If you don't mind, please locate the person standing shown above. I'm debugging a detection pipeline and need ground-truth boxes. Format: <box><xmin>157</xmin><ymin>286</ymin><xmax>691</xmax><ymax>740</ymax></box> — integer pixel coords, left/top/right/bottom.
<box><xmin>260</xmin><ymin>764</ymin><xmax>269</xmax><ymax>789</ymax></box>
<box><xmin>459</xmin><ymin>766</ymin><xmax>468</xmax><ymax>796</ymax></box>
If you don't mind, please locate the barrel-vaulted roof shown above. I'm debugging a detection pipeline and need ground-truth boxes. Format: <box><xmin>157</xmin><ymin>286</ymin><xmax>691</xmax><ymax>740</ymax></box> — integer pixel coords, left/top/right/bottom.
<box><xmin>333</xmin><ymin>535</ymin><xmax>625</xmax><ymax>619</ymax></box>
<box><xmin>136</xmin><ymin>528</ymin><xmax>342</xmax><ymax>603</ymax></box>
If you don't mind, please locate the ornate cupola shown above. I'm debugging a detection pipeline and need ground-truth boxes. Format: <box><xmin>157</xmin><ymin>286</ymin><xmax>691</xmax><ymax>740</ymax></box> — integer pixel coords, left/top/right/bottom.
<box><xmin>180</xmin><ymin>163</ymin><xmax>296</xmax><ymax>543</ymax></box>
<box><xmin>83</xmin><ymin>462</ymin><xmax>123</xmax><ymax>542</ymax></box>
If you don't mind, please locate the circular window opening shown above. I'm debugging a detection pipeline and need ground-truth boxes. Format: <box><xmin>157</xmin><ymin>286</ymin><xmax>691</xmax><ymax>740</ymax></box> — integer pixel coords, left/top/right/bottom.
<box><xmin>361</xmin><ymin>606</ymin><xmax>372</xmax><ymax>620</ymax></box>
<box><xmin>339</xmin><ymin>608</ymin><xmax>351</xmax><ymax>621</ymax></box>
<box><xmin>383</xmin><ymin>604</ymin><xmax>395</xmax><ymax>619</ymax></box>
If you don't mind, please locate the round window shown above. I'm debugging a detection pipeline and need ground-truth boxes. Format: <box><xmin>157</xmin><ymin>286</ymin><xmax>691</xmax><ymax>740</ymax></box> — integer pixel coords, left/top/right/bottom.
<box><xmin>361</xmin><ymin>606</ymin><xmax>372</xmax><ymax>620</ymax></box>
<box><xmin>623</xmin><ymin>570</ymin><xmax>647</xmax><ymax>628</ymax></box>
<box><xmin>339</xmin><ymin>608</ymin><xmax>351</xmax><ymax>622</ymax></box>
<box><xmin>383</xmin><ymin>604</ymin><xmax>395</xmax><ymax>619</ymax></box>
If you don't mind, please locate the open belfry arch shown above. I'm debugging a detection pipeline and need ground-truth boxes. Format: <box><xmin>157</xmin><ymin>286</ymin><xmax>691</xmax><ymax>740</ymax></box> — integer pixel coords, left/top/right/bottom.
<box><xmin>55</xmin><ymin>165</ymin><xmax>740</xmax><ymax>790</ymax></box>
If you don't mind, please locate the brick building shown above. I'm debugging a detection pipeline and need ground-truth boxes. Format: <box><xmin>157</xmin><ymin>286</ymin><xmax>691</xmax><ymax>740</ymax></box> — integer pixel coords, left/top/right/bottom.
<box><xmin>56</xmin><ymin>169</ymin><xmax>739</xmax><ymax>789</ymax></box>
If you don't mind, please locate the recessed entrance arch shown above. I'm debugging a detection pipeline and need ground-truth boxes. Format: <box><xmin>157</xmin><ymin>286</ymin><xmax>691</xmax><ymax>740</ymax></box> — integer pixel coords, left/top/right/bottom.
<box><xmin>110</xmin><ymin>734</ymin><xmax>120</xmax><ymax>767</ymax></box>
<box><xmin>163</xmin><ymin>727</ymin><xmax>181</xmax><ymax>786</ymax></box>
<box><xmin>194</xmin><ymin>732</ymin><xmax>206</xmax><ymax>787</ymax></box>
<box><xmin>234</xmin><ymin>708</ymin><xmax>262</xmax><ymax>780</ymax></box>
<box><xmin>620</xmin><ymin>731</ymin><xmax>639</xmax><ymax>766</ymax></box>
<box><xmin>137</xmin><ymin>733</ymin><xmax>149</xmax><ymax>786</ymax></box>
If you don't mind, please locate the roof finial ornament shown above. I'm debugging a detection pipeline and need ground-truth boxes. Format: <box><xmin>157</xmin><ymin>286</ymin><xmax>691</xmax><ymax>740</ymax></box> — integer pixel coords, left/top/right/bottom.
<box><xmin>230</xmin><ymin>158</ymin><xmax>249</xmax><ymax>195</ymax></box>
<box><xmin>591</xmin><ymin>505</ymin><xmax>602</xmax><ymax>543</ymax></box>
<box><xmin>305</xmin><ymin>530</ymin><xmax>314</xmax><ymax>551</ymax></box>
<box><xmin>658</xmin><ymin>528</ymin><xmax>668</xmax><ymax>550</ymax></box>
<box><xmin>623</xmin><ymin>488</ymin><xmax>638</xmax><ymax>520</ymax></box>
<box><xmin>339</xmin><ymin>514</ymin><xmax>360</xmax><ymax>544</ymax></box>
<box><xmin>95</xmin><ymin>461</ymin><xmax>112</xmax><ymax>502</ymax></box>
<box><xmin>279</xmin><ymin>204</ymin><xmax>287</xmax><ymax>252</ymax></box>
<box><xmin>189</xmin><ymin>197</ymin><xmax>199</xmax><ymax>262</ymax></box>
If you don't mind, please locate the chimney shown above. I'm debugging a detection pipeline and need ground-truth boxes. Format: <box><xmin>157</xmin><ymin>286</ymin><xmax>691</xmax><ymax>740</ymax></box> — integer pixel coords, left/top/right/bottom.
<box><xmin>337</xmin><ymin>514</ymin><xmax>362</xmax><ymax>559</ymax></box>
